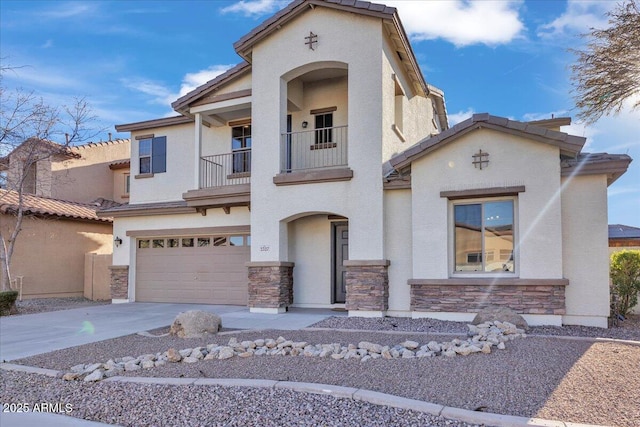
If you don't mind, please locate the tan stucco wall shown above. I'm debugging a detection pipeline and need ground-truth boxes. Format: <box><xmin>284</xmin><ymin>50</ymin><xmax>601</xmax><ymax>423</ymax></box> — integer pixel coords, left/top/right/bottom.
<box><xmin>410</xmin><ymin>128</ymin><xmax>564</xmax><ymax>282</ymax></box>
<box><xmin>2</xmin><ymin>214</ymin><xmax>113</xmax><ymax>299</ymax></box>
<box><xmin>111</xmin><ymin>169</ymin><xmax>130</xmax><ymax>203</ymax></box>
<box><xmin>84</xmin><ymin>253</ymin><xmax>112</xmax><ymax>300</ymax></box>
<box><xmin>52</xmin><ymin>140</ymin><xmax>130</xmax><ymax>203</ymax></box>
<box><xmin>561</xmin><ymin>174</ymin><xmax>610</xmax><ymax>327</ymax></box>
<box><xmin>384</xmin><ymin>189</ymin><xmax>412</xmax><ymax>315</ymax></box>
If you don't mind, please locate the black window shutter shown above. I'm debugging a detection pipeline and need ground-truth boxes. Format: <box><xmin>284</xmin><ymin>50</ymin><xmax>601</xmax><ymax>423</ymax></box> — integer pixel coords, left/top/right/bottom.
<box><xmin>152</xmin><ymin>137</ymin><xmax>166</xmax><ymax>173</ymax></box>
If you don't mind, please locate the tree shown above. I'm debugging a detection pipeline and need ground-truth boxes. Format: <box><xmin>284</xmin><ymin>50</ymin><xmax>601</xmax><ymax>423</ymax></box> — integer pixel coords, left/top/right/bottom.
<box><xmin>0</xmin><ymin>62</ymin><xmax>99</xmax><ymax>295</ymax></box>
<box><xmin>571</xmin><ymin>0</ymin><xmax>640</xmax><ymax>124</ymax></box>
<box><xmin>610</xmin><ymin>250</ymin><xmax>640</xmax><ymax>317</ymax></box>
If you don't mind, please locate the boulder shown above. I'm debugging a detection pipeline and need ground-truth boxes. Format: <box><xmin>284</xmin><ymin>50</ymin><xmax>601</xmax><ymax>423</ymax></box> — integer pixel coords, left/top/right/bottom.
<box><xmin>472</xmin><ymin>306</ymin><xmax>529</xmax><ymax>330</ymax></box>
<box><xmin>169</xmin><ymin>310</ymin><xmax>222</xmax><ymax>338</ymax></box>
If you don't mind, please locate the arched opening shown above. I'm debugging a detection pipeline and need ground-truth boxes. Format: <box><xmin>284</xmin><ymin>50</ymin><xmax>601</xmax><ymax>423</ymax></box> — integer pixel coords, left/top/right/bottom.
<box><xmin>282</xmin><ymin>211</ymin><xmax>349</xmax><ymax>306</ymax></box>
<box><xmin>280</xmin><ymin>62</ymin><xmax>349</xmax><ymax>174</ymax></box>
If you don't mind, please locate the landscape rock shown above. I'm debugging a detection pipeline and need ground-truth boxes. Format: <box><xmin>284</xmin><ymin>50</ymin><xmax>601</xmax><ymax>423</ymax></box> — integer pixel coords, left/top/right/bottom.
<box><xmin>472</xmin><ymin>305</ymin><xmax>529</xmax><ymax>329</ymax></box>
<box><xmin>84</xmin><ymin>370</ymin><xmax>104</xmax><ymax>382</ymax></box>
<box><xmin>166</xmin><ymin>348</ymin><xmax>182</xmax><ymax>363</ymax></box>
<box><xmin>169</xmin><ymin>310</ymin><xmax>222</xmax><ymax>338</ymax></box>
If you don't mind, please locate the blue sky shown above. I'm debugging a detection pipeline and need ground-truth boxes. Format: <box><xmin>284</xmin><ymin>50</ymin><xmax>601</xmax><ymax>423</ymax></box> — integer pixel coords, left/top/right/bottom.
<box><xmin>1</xmin><ymin>0</ymin><xmax>638</xmax><ymax>226</ymax></box>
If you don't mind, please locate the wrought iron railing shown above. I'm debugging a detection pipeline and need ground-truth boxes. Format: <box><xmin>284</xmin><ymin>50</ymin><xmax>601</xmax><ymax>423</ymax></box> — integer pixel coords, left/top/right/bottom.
<box><xmin>200</xmin><ymin>149</ymin><xmax>251</xmax><ymax>188</ymax></box>
<box><xmin>280</xmin><ymin>125</ymin><xmax>348</xmax><ymax>173</ymax></box>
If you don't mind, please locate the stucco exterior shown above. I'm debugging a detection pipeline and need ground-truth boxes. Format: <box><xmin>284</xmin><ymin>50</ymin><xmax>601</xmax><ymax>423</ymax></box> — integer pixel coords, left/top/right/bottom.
<box><xmin>106</xmin><ymin>0</ymin><xmax>630</xmax><ymax>326</ymax></box>
<box><xmin>2</xmin><ymin>215</ymin><xmax>112</xmax><ymax>299</ymax></box>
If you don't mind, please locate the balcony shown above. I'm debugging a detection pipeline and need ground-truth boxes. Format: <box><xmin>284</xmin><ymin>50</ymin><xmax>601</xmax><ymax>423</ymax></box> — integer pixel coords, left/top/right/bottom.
<box><xmin>274</xmin><ymin>125</ymin><xmax>352</xmax><ymax>186</ymax></box>
<box><xmin>182</xmin><ymin>149</ymin><xmax>251</xmax><ymax>213</ymax></box>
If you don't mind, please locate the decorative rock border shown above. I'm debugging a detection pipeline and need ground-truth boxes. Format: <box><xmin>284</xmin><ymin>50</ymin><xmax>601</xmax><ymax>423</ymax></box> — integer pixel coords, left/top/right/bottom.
<box><xmin>61</xmin><ymin>321</ymin><xmax>525</xmax><ymax>382</ymax></box>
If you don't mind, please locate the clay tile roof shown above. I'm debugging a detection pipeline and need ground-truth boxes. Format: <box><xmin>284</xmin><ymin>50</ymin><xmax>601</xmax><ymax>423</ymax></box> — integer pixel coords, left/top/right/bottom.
<box><xmin>609</xmin><ymin>224</ymin><xmax>640</xmax><ymax>240</ymax></box>
<box><xmin>109</xmin><ymin>160</ymin><xmax>131</xmax><ymax>170</ymax></box>
<box><xmin>0</xmin><ymin>190</ymin><xmax>113</xmax><ymax>223</ymax></box>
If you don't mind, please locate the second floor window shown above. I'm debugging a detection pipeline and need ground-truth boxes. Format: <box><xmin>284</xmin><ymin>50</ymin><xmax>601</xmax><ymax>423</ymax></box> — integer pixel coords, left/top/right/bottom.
<box><xmin>232</xmin><ymin>125</ymin><xmax>251</xmax><ymax>173</ymax></box>
<box><xmin>138</xmin><ymin>136</ymin><xmax>166</xmax><ymax>174</ymax></box>
<box><xmin>315</xmin><ymin>112</ymin><xmax>333</xmax><ymax>144</ymax></box>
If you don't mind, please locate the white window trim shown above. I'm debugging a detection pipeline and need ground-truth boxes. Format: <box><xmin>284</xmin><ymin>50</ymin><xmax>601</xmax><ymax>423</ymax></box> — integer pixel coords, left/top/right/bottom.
<box><xmin>448</xmin><ymin>195</ymin><xmax>519</xmax><ymax>278</ymax></box>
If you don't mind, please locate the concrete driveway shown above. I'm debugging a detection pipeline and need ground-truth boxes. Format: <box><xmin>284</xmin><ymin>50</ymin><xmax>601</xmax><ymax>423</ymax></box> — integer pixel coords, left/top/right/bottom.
<box><xmin>0</xmin><ymin>303</ymin><xmax>341</xmax><ymax>361</ymax></box>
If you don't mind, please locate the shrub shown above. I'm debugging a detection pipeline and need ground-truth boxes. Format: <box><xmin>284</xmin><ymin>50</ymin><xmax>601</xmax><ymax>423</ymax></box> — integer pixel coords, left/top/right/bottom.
<box><xmin>610</xmin><ymin>250</ymin><xmax>640</xmax><ymax>317</ymax></box>
<box><xmin>0</xmin><ymin>290</ymin><xmax>19</xmax><ymax>316</ymax></box>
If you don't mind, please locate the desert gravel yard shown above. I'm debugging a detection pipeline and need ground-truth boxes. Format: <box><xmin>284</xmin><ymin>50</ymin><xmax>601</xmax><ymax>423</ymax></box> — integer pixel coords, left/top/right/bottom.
<box><xmin>3</xmin><ymin>316</ymin><xmax>640</xmax><ymax>427</ymax></box>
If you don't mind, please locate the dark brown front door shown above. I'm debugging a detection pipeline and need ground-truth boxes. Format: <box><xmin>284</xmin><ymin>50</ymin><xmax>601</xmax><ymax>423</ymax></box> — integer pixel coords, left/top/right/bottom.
<box><xmin>333</xmin><ymin>223</ymin><xmax>348</xmax><ymax>303</ymax></box>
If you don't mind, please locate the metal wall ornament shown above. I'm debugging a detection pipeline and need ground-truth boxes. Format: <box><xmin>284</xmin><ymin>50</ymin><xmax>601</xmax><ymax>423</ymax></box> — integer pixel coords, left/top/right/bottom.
<box><xmin>305</xmin><ymin>31</ymin><xmax>318</xmax><ymax>50</ymax></box>
<box><xmin>472</xmin><ymin>149</ymin><xmax>489</xmax><ymax>170</ymax></box>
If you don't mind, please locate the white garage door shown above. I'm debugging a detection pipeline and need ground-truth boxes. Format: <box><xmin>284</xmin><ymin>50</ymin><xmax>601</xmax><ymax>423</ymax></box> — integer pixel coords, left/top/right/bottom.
<box><xmin>136</xmin><ymin>234</ymin><xmax>250</xmax><ymax>305</ymax></box>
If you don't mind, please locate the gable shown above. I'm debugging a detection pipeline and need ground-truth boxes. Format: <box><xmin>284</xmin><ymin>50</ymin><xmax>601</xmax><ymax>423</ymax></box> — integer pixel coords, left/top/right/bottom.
<box><xmin>389</xmin><ymin>113</ymin><xmax>586</xmax><ymax>171</ymax></box>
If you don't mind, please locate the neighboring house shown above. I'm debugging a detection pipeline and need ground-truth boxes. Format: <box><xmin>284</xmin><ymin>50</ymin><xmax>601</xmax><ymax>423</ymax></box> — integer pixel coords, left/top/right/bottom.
<box><xmin>0</xmin><ymin>138</ymin><xmax>131</xmax><ymax>299</ymax></box>
<box><xmin>0</xmin><ymin>190</ymin><xmax>114</xmax><ymax>299</ymax></box>
<box><xmin>102</xmin><ymin>0</ymin><xmax>632</xmax><ymax>327</ymax></box>
<box><xmin>609</xmin><ymin>224</ymin><xmax>640</xmax><ymax>251</ymax></box>
<box><xmin>0</xmin><ymin>138</ymin><xmax>131</xmax><ymax>204</ymax></box>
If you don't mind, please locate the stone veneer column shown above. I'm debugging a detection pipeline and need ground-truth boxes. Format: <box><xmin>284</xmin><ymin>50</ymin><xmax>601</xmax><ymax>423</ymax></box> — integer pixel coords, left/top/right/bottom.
<box><xmin>344</xmin><ymin>260</ymin><xmax>390</xmax><ymax>317</ymax></box>
<box><xmin>246</xmin><ymin>262</ymin><xmax>294</xmax><ymax>314</ymax></box>
<box><xmin>108</xmin><ymin>265</ymin><xmax>129</xmax><ymax>302</ymax></box>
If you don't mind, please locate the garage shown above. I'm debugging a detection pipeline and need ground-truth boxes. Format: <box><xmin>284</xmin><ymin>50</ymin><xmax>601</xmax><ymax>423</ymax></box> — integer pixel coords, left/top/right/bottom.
<box><xmin>135</xmin><ymin>234</ymin><xmax>250</xmax><ymax>305</ymax></box>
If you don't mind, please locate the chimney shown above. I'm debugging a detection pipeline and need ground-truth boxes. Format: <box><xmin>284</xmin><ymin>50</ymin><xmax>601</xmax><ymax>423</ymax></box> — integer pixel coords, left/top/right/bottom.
<box><xmin>65</xmin><ymin>133</ymin><xmax>69</xmax><ymax>144</ymax></box>
<box><xmin>108</xmin><ymin>132</ymin><xmax>112</xmax><ymax>141</ymax></box>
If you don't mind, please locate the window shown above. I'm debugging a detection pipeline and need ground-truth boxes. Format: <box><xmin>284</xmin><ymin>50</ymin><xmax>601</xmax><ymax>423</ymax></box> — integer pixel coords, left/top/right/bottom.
<box><xmin>314</xmin><ymin>112</ymin><xmax>333</xmax><ymax>144</ymax></box>
<box><xmin>124</xmin><ymin>174</ymin><xmax>130</xmax><ymax>195</ymax></box>
<box><xmin>138</xmin><ymin>136</ymin><xmax>166</xmax><ymax>174</ymax></box>
<box><xmin>231</xmin><ymin>125</ymin><xmax>251</xmax><ymax>173</ymax></box>
<box><xmin>24</xmin><ymin>162</ymin><xmax>37</xmax><ymax>193</ymax></box>
<box><xmin>454</xmin><ymin>200</ymin><xmax>515</xmax><ymax>273</ymax></box>
<box><xmin>393</xmin><ymin>74</ymin><xmax>404</xmax><ymax>138</ymax></box>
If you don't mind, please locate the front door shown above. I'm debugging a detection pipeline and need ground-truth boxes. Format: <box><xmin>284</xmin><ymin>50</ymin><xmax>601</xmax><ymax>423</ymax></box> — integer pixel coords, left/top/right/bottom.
<box><xmin>333</xmin><ymin>223</ymin><xmax>348</xmax><ymax>303</ymax></box>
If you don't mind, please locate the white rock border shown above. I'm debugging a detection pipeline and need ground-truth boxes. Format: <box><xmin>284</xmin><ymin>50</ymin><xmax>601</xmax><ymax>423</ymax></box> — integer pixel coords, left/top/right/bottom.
<box><xmin>64</xmin><ymin>321</ymin><xmax>525</xmax><ymax>382</ymax></box>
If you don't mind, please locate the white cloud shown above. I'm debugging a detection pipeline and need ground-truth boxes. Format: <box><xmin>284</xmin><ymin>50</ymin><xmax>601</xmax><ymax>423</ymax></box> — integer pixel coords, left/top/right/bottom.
<box><xmin>121</xmin><ymin>64</ymin><xmax>235</xmax><ymax>107</ymax></box>
<box><xmin>37</xmin><ymin>2</ymin><xmax>96</xmax><ymax>20</ymax></box>
<box><xmin>537</xmin><ymin>0</ymin><xmax>613</xmax><ymax>39</ymax></box>
<box><xmin>176</xmin><ymin>65</ymin><xmax>235</xmax><ymax>99</ymax></box>
<box><xmin>387</xmin><ymin>0</ymin><xmax>524</xmax><ymax>47</ymax></box>
<box><xmin>41</xmin><ymin>39</ymin><xmax>54</xmax><ymax>49</ymax></box>
<box><xmin>220</xmin><ymin>0</ymin><xmax>288</xmax><ymax>17</ymax></box>
<box><xmin>448</xmin><ymin>108</ymin><xmax>475</xmax><ymax>126</ymax></box>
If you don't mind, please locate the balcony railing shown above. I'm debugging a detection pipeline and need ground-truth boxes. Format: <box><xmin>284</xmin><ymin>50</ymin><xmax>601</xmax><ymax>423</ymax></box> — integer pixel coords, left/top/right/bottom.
<box><xmin>200</xmin><ymin>149</ymin><xmax>251</xmax><ymax>188</ymax></box>
<box><xmin>280</xmin><ymin>125</ymin><xmax>348</xmax><ymax>173</ymax></box>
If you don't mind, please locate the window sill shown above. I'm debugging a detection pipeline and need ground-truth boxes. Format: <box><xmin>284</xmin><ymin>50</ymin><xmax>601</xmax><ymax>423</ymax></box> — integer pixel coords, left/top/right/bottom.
<box><xmin>310</xmin><ymin>142</ymin><xmax>337</xmax><ymax>150</ymax></box>
<box><xmin>135</xmin><ymin>173</ymin><xmax>154</xmax><ymax>179</ymax></box>
<box><xmin>121</xmin><ymin>194</ymin><xmax>130</xmax><ymax>199</ymax></box>
<box><xmin>408</xmin><ymin>278</ymin><xmax>569</xmax><ymax>286</ymax></box>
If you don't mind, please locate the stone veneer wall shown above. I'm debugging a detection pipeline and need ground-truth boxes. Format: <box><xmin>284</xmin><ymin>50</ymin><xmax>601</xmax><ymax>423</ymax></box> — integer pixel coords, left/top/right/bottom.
<box><xmin>108</xmin><ymin>265</ymin><xmax>129</xmax><ymax>300</ymax></box>
<box><xmin>410</xmin><ymin>281</ymin><xmax>567</xmax><ymax>315</ymax></box>
<box><xmin>247</xmin><ymin>262</ymin><xmax>294</xmax><ymax>309</ymax></box>
<box><xmin>344</xmin><ymin>260</ymin><xmax>390</xmax><ymax>311</ymax></box>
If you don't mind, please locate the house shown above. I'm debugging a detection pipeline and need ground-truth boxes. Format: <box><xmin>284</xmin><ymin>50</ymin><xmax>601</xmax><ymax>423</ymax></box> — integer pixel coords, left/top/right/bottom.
<box><xmin>102</xmin><ymin>0</ymin><xmax>631</xmax><ymax>327</ymax></box>
<box><xmin>609</xmin><ymin>224</ymin><xmax>640</xmax><ymax>251</ymax></box>
<box><xmin>0</xmin><ymin>138</ymin><xmax>130</xmax><ymax>299</ymax></box>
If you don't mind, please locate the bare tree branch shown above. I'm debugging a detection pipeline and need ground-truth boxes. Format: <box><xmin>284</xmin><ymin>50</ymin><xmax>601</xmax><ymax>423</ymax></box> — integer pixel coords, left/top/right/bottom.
<box><xmin>570</xmin><ymin>0</ymin><xmax>640</xmax><ymax>124</ymax></box>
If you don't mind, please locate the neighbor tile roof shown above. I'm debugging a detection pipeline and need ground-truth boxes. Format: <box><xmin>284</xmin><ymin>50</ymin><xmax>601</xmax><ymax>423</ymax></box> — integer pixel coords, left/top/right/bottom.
<box><xmin>609</xmin><ymin>224</ymin><xmax>640</xmax><ymax>240</ymax></box>
<box><xmin>561</xmin><ymin>152</ymin><xmax>632</xmax><ymax>185</ymax></box>
<box><xmin>0</xmin><ymin>190</ymin><xmax>113</xmax><ymax>223</ymax></box>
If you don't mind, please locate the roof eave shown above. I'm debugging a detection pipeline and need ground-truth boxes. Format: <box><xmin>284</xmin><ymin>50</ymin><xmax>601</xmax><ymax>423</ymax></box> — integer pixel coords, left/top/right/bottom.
<box><xmin>115</xmin><ymin>116</ymin><xmax>193</xmax><ymax>133</ymax></box>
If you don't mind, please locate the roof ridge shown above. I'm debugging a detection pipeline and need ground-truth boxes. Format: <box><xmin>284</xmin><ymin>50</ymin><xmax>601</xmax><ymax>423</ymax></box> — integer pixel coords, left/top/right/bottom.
<box><xmin>72</xmin><ymin>138</ymin><xmax>131</xmax><ymax>149</ymax></box>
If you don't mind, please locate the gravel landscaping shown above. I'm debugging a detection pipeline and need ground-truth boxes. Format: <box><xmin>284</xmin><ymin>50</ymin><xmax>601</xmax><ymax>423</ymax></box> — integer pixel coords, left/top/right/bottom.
<box><xmin>13</xmin><ymin>297</ymin><xmax>110</xmax><ymax>316</ymax></box>
<box><xmin>5</xmin><ymin>317</ymin><xmax>639</xmax><ymax>427</ymax></box>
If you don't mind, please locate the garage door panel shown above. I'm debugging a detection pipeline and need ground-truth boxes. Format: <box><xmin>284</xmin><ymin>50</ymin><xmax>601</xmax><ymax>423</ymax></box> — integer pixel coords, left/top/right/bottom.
<box><xmin>136</xmin><ymin>236</ymin><xmax>250</xmax><ymax>305</ymax></box>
